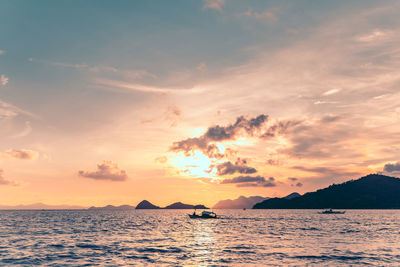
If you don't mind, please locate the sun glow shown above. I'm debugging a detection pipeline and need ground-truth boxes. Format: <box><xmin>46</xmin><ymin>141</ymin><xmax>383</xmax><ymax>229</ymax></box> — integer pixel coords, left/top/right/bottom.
<box><xmin>170</xmin><ymin>151</ymin><xmax>219</xmax><ymax>179</ymax></box>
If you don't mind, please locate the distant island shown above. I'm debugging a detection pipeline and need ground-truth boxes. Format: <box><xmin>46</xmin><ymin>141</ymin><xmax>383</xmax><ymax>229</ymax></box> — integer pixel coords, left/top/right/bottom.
<box><xmin>5</xmin><ymin>174</ymin><xmax>399</xmax><ymax>211</ymax></box>
<box><xmin>253</xmin><ymin>174</ymin><xmax>400</xmax><ymax>209</ymax></box>
<box><xmin>213</xmin><ymin>193</ymin><xmax>300</xmax><ymax>209</ymax></box>
<box><xmin>164</xmin><ymin>202</ymin><xmax>208</xmax><ymax>209</ymax></box>
<box><xmin>136</xmin><ymin>200</ymin><xmax>208</xmax><ymax>209</ymax></box>
<box><xmin>88</xmin><ymin>205</ymin><xmax>135</xmax><ymax>210</ymax></box>
<box><xmin>213</xmin><ymin>196</ymin><xmax>269</xmax><ymax>209</ymax></box>
<box><xmin>136</xmin><ymin>200</ymin><xmax>160</xmax><ymax>209</ymax></box>
<box><xmin>0</xmin><ymin>203</ymin><xmax>86</xmax><ymax>210</ymax></box>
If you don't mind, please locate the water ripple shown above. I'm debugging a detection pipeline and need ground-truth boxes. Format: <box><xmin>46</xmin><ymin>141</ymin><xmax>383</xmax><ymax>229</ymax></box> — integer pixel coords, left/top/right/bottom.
<box><xmin>0</xmin><ymin>209</ymin><xmax>399</xmax><ymax>265</ymax></box>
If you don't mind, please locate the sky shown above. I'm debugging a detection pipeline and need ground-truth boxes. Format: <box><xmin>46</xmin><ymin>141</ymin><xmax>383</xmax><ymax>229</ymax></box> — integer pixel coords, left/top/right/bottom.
<box><xmin>1</xmin><ymin>0</ymin><xmax>400</xmax><ymax>207</ymax></box>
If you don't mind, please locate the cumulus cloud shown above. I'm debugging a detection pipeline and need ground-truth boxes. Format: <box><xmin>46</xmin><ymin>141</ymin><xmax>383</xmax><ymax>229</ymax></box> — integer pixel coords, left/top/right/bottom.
<box><xmin>1</xmin><ymin>74</ymin><xmax>9</xmax><ymax>86</ymax></box>
<box><xmin>261</xmin><ymin>120</ymin><xmax>301</xmax><ymax>139</ymax></box>
<box><xmin>221</xmin><ymin>175</ymin><xmax>276</xmax><ymax>187</ymax></box>
<box><xmin>0</xmin><ymin>169</ymin><xmax>18</xmax><ymax>186</ymax></box>
<box><xmin>383</xmin><ymin>162</ymin><xmax>400</xmax><ymax>172</ymax></box>
<box><xmin>2</xmin><ymin>149</ymin><xmax>39</xmax><ymax>160</ymax></box>
<box><xmin>170</xmin><ymin>114</ymin><xmax>268</xmax><ymax>157</ymax></box>
<box><xmin>287</xmin><ymin>177</ymin><xmax>303</xmax><ymax>187</ymax></box>
<box><xmin>78</xmin><ymin>161</ymin><xmax>128</xmax><ymax>181</ymax></box>
<box><xmin>215</xmin><ymin>158</ymin><xmax>257</xmax><ymax>175</ymax></box>
<box><xmin>203</xmin><ymin>0</ymin><xmax>225</xmax><ymax>11</ymax></box>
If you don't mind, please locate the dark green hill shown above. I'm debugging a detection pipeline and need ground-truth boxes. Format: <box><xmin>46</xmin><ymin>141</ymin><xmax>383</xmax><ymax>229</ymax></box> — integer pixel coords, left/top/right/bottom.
<box><xmin>253</xmin><ymin>174</ymin><xmax>400</xmax><ymax>209</ymax></box>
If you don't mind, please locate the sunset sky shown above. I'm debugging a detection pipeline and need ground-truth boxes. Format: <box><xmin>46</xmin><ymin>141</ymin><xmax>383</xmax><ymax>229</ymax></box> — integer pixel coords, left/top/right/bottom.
<box><xmin>1</xmin><ymin>0</ymin><xmax>400</xmax><ymax>207</ymax></box>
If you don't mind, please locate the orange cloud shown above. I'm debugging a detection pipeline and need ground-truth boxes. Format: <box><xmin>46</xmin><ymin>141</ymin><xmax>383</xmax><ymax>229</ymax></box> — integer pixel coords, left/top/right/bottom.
<box><xmin>78</xmin><ymin>161</ymin><xmax>128</xmax><ymax>182</ymax></box>
<box><xmin>0</xmin><ymin>169</ymin><xmax>18</xmax><ymax>186</ymax></box>
<box><xmin>0</xmin><ymin>74</ymin><xmax>8</xmax><ymax>86</ymax></box>
<box><xmin>2</xmin><ymin>149</ymin><xmax>38</xmax><ymax>160</ymax></box>
<box><xmin>203</xmin><ymin>0</ymin><xmax>225</xmax><ymax>11</ymax></box>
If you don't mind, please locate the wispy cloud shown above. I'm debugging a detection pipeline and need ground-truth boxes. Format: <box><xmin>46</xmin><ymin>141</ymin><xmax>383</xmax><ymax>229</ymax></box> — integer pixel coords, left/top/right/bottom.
<box><xmin>141</xmin><ymin>105</ymin><xmax>182</xmax><ymax>127</ymax></box>
<box><xmin>221</xmin><ymin>175</ymin><xmax>276</xmax><ymax>187</ymax></box>
<box><xmin>1</xmin><ymin>149</ymin><xmax>38</xmax><ymax>160</ymax></box>
<box><xmin>0</xmin><ymin>99</ymin><xmax>39</xmax><ymax>120</ymax></box>
<box><xmin>0</xmin><ymin>74</ymin><xmax>8</xmax><ymax>86</ymax></box>
<box><xmin>322</xmin><ymin>88</ymin><xmax>341</xmax><ymax>96</ymax></box>
<box><xmin>197</xmin><ymin>62</ymin><xmax>207</xmax><ymax>72</ymax></box>
<box><xmin>0</xmin><ymin>169</ymin><xmax>18</xmax><ymax>186</ymax></box>
<box><xmin>356</xmin><ymin>29</ymin><xmax>392</xmax><ymax>43</ymax></box>
<box><xmin>28</xmin><ymin>57</ymin><xmax>88</xmax><ymax>70</ymax></box>
<box><xmin>0</xmin><ymin>50</ymin><xmax>5</xmax><ymax>55</ymax></box>
<box><xmin>28</xmin><ymin>57</ymin><xmax>125</xmax><ymax>75</ymax></box>
<box><xmin>154</xmin><ymin>156</ymin><xmax>168</xmax><ymax>164</ymax></box>
<box><xmin>94</xmin><ymin>79</ymin><xmax>205</xmax><ymax>95</ymax></box>
<box><xmin>12</xmin><ymin>121</ymin><xmax>32</xmax><ymax>138</ymax></box>
<box><xmin>203</xmin><ymin>0</ymin><xmax>225</xmax><ymax>11</ymax></box>
<box><xmin>238</xmin><ymin>7</ymin><xmax>279</xmax><ymax>22</ymax></box>
<box><xmin>78</xmin><ymin>161</ymin><xmax>128</xmax><ymax>181</ymax></box>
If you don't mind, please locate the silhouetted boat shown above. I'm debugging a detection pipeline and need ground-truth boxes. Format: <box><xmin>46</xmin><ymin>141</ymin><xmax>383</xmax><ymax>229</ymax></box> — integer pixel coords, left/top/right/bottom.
<box><xmin>318</xmin><ymin>208</ymin><xmax>345</xmax><ymax>214</ymax></box>
<box><xmin>189</xmin><ymin>210</ymin><xmax>217</xmax><ymax>219</ymax></box>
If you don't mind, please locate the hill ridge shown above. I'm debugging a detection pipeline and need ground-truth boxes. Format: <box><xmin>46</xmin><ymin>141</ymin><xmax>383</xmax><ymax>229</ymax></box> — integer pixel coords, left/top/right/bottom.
<box><xmin>253</xmin><ymin>174</ymin><xmax>400</xmax><ymax>209</ymax></box>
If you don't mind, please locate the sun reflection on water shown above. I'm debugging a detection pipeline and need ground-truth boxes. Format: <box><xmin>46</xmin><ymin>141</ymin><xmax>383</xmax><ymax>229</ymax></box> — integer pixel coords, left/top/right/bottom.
<box><xmin>188</xmin><ymin>219</ymin><xmax>220</xmax><ymax>265</ymax></box>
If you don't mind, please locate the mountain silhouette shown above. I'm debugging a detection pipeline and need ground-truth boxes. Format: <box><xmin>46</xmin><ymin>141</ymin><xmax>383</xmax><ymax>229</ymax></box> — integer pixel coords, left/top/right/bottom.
<box><xmin>164</xmin><ymin>202</ymin><xmax>208</xmax><ymax>209</ymax></box>
<box><xmin>88</xmin><ymin>205</ymin><xmax>135</xmax><ymax>210</ymax></box>
<box><xmin>135</xmin><ymin>200</ymin><xmax>208</xmax><ymax>209</ymax></box>
<box><xmin>253</xmin><ymin>174</ymin><xmax>400</xmax><ymax>209</ymax></box>
<box><xmin>212</xmin><ymin>193</ymin><xmax>300</xmax><ymax>209</ymax></box>
<box><xmin>213</xmin><ymin>196</ymin><xmax>269</xmax><ymax>209</ymax></box>
<box><xmin>0</xmin><ymin>203</ymin><xmax>86</xmax><ymax>210</ymax></box>
<box><xmin>283</xmin><ymin>192</ymin><xmax>301</xmax><ymax>200</ymax></box>
<box><xmin>135</xmin><ymin>200</ymin><xmax>160</xmax><ymax>209</ymax></box>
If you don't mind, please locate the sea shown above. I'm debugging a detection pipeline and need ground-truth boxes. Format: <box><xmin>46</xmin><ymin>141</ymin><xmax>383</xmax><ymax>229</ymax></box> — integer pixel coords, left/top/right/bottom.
<box><xmin>0</xmin><ymin>209</ymin><xmax>399</xmax><ymax>266</ymax></box>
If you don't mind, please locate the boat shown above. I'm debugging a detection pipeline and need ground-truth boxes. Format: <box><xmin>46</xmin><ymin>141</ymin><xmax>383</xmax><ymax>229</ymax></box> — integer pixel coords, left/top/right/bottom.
<box><xmin>188</xmin><ymin>210</ymin><xmax>217</xmax><ymax>219</ymax></box>
<box><xmin>318</xmin><ymin>208</ymin><xmax>346</xmax><ymax>214</ymax></box>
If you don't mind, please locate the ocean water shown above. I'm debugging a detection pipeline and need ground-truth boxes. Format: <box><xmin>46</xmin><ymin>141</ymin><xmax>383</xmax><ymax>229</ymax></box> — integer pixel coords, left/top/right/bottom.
<box><xmin>0</xmin><ymin>210</ymin><xmax>399</xmax><ymax>266</ymax></box>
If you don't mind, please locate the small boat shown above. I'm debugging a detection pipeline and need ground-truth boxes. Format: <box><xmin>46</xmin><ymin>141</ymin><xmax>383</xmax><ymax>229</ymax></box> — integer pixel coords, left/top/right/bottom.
<box><xmin>318</xmin><ymin>208</ymin><xmax>345</xmax><ymax>214</ymax></box>
<box><xmin>189</xmin><ymin>210</ymin><xmax>217</xmax><ymax>219</ymax></box>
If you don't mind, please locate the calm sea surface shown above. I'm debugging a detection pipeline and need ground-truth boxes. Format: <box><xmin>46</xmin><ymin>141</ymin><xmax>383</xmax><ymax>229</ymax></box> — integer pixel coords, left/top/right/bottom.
<box><xmin>0</xmin><ymin>209</ymin><xmax>399</xmax><ymax>266</ymax></box>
